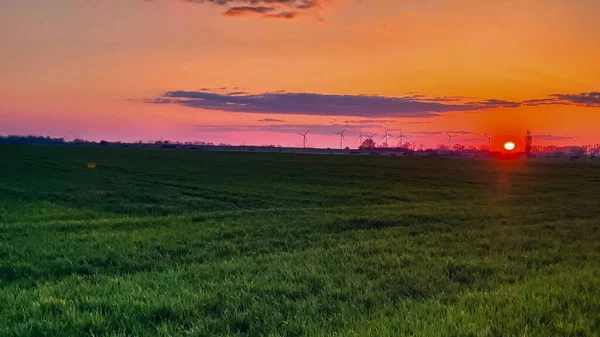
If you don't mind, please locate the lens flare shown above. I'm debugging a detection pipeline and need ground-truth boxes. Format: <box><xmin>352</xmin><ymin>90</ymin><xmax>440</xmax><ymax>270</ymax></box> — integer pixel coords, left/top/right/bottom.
<box><xmin>504</xmin><ymin>142</ymin><xmax>516</xmax><ymax>151</ymax></box>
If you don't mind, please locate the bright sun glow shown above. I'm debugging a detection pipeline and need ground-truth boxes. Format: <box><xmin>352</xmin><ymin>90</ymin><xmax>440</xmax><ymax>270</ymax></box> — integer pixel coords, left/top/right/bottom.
<box><xmin>504</xmin><ymin>142</ymin><xmax>516</xmax><ymax>151</ymax></box>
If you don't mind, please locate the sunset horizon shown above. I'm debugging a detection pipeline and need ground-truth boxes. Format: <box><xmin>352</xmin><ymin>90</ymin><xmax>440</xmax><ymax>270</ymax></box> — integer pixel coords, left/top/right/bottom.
<box><xmin>2</xmin><ymin>2</ymin><xmax>600</xmax><ymax>335</ymax></box>
<box><xmin>2</xmin><ymin>0</ymin><xmax>599</xmax><ymax>148</ymax></box>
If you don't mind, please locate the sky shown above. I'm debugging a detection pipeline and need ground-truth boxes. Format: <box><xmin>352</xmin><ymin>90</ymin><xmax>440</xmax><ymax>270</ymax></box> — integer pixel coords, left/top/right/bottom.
<box><xmin>1</xmin><ymin>0</ymin><xmax>599</xmax><ymax>150</ymax></box>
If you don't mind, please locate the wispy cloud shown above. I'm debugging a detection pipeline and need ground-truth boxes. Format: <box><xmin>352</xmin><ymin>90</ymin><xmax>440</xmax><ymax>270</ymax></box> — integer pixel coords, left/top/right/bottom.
<box><xmin>522</xmin><ymin>92</ymin><xmax>600</xmax><ymax>107</ymax></box>
<box><xmin>446</xmin><ymin>130</ymin><xmax>474</xmax><ymax>135</ymax></box>
<box><xmin>264</xmin><ymin>11</ymin><xmax>300</xmax><ymax>19</ymax></box>
<box><xmin>195</xmin><ymin>123</ymin><xmax>379</xmax><ymax>136</ymax></box>
<box><xmin>177</xmin><ymin>0</ymin><xmax>320</xmax><ymax>19</ymax></box>
<box><xmin>258</xmin><ymin>118</ymin><xmax>286</xmax><ymax>122</ymax></box>
<box><xmin>222</xmin><ymin>6</ymin><xmax>275</xmax><ymax>17</ymax></box>
<box><xmin>344</xmin><ymin>119</ymin><xmax>392</xmax><ymax>124</ymax></box>
<box><xmin>408</xmin><ymin>131</ymin><xmax>444</xmax><ymax>135</ymax></box>
<box><xmin>533</xmin><ymin>134</ymin><xmax>575</xmax><ymax>141</ymax></box>
<box><xmin>407</xmin><ymin>121</ymin><xmax>433</xmax><ymax>124</ymax></box>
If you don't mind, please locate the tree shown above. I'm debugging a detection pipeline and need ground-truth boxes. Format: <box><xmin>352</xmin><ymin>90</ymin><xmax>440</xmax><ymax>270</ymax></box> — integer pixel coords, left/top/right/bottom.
<box><xmin>452</xmin><ymin>143</ymin><xmax>466</xmax><ymax>151</ymax></box>
<box><xmin>360</xmin><ymin>138</ymin><xmax>376</xmax><ymax>149</ymax></box>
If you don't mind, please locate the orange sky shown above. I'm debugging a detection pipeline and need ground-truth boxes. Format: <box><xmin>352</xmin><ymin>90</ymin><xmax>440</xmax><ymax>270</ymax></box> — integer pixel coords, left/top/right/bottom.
<box><xmin>1</xmin><ymin>0</ymin><xmax>599</xmax><ymax>149</ymax></box>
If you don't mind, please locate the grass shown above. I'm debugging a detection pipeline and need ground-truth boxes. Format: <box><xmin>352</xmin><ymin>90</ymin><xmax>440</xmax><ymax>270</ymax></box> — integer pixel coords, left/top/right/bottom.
<box><xmin>0</xmin><ymin>144</ymin><xmax>599</xmax><ymax>337</ymax></box>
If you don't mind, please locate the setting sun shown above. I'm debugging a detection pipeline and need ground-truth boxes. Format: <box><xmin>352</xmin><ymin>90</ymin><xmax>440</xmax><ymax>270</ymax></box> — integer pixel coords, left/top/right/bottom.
<box><xmin>504</xmin><ymin>142</ymin><xmax>516</xmax><ymax>151</ymax></box>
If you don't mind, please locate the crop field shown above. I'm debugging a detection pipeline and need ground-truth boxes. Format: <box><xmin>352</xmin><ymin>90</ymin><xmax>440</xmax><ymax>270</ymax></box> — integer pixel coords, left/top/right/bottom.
<box><xmin>0</xmin><ymin>144</ymin><xmax>599</xmax><ymax>337</ymax></box>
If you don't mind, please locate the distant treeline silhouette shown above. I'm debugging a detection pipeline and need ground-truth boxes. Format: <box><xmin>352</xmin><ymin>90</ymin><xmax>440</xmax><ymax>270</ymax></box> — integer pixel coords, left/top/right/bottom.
<box><xmin>1</xmin><ymin>134</ymin><xmax>598</xmax><ymax>157</ymax></box>
<box><xmin>0</xmin><ymin>135</ymin><xmax>69</xmax><ymax>145</ymax></box>
<box><xmin>0</xmin><ymin>135</ymin><xmax>229</xmax><ymax>147</ymax></box>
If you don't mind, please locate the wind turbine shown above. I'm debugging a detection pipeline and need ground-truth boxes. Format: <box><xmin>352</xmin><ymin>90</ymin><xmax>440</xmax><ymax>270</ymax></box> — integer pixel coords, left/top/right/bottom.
<box><xmin>367</xmin><ymin>133</ymin><xmax>377</xmax><ymax>148</ymax></box>
<box><xmin>298</xmin><ymin>130</ymin><xmax>310</xmax><ymax>148</ymax></box>
<box><xmin>397</xmin><ymin>129</ymin><xmax>407</xmax><ymax>147</ymax></box>
<box><xmin>445</xmin><ymin>132</ymin><xmax>456</xmax><ymax>149</ymax></box>
<box><xmin>382</xmin><ymin>128</ymin><xmax>393</xmax><ymax>148</ymax></box>
<box><xmin>358</xmin><ymin>129</ymin><xmax>365</xmax><ymax>147</ymax></box>
<box><xmin>482</xmin><ymin>133</ymin><xmax>493</xmax><ymax>149</ymax></box>
<box><xmin>335</xmin><ymin>129</ymin><xmax>346</xmax><ymax>149</ymax></box>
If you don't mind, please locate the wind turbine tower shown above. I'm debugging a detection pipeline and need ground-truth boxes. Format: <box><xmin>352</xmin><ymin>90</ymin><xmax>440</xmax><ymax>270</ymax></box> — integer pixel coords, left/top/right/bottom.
<box><xmin>335</xmin><ymin>129</ymin><xmax>346</xmax><ymax>149</ymax></box>
<box><xmin>298</xmin><ymin>130</ymin><xmax>310</xmax><ymax>148</ymax></box>
<box><xmin>446</xmin><ymin>132</ymin><xmax>456</xmax><ymax>149</ymax></box>
<box><xmin>397</xmin><ymin>129</ymin><xmax>407</xmax><ymax>147</ymax></box>
<box><xmin>483</xmin><ymin>133</ymin><xmax>493</xmax><ymax>149</ymax></box>
<box><xmin>358</xmin><ymin>130</ymin><xmax>365</xmax><ymax>147</ymax></box>
<box><xmin>382</xmin><ymin>129</ymin><xmax>392</xmax><ymax>148</ymax></box>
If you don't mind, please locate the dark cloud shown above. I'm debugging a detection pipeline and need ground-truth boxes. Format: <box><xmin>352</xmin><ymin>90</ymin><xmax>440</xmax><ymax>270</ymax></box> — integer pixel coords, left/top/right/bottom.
<box><xmin>264</xmin><ymin>11</ymin><xmax>299</xmax><ymax>19</ymax></box>
<box><xmin>144</xmin><ymin>90</ymin><xmax>521</xmax><ymax>118</ymax></box>
<box><xmin>222</xmin><ymin>6</ymin><xmax>274</xmax><ymax>16</ymax></box>
<box><xmin>446</xmin><ymin>130</ymin><xmax>473</xmax><ymax>135</ymax></box>
<box><xmin>407</xmin><ymin>121</ymin><xmax>433</xmax><ymax>124</ymax></box>
<box><xmin>476</xmin><ymin>99</ymin><xmax>521</xmax><ymax>108</ymax></box>
<box><xmin>409</xmin><ymin>95</ymin><xmax>466</xmax><ymax>103</ymax></box>
<box><xmin>141</xmin><ymin>89</ymin><xmax>600</xmax><ymax>118</ymax></box>
<box><xmin>344</xmin><ymin>119</ymin><xmax>393</xmax><ymax>124</ymax></box>
<box><xmin>533</xmin><ymin>134</ymin><xmax>575</xmax><ymax>141</ymax></box>
<box><xmin>198</xmin><ymin>87</ymin><xmax>229</xmax><ymax>91</ymax></box>
<box><xmin>180</xmin><ymin>0</ymin><xmax>318</xmax><ymax>19</ymax></box>
<box><xmin>521</xmin><ymin>98</ymin><xmax>563</xmax><ymax>107</ymax></box>
<box><xmin>522</xmin><ymin>92</ymin><xmax>600</xmax><ymax>107</ymax></box>
<box><xmin>549</xmin><ymin>92</ymin><xmax>600</xmax><ymax>107</ymax></box>
<box><xmin>258</xmin><ymin>118</ymin><xmax>286</xmax><ymax>122</ymax></box>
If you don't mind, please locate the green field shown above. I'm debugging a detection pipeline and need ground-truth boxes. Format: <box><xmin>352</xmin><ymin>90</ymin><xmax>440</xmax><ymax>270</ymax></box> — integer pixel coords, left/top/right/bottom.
<box><xmin>1</xmin><ymin>145</ymin><xmax>599</xmax><ymax>337</ymax></box>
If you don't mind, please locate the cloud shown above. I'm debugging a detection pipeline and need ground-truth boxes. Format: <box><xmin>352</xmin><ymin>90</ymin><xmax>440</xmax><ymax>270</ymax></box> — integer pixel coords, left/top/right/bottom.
<box><xmin>264</xmin><ymin>11</ymin><xmax>300</xmax><ymax>19</ymax></box>
<box><xmin>408</xmin><ymin>130</ymin><xmax>474</xmax><ymax>136</ymax></box>
<box><xmin>179</xmin><ymin>0</ymin><xmax>321</xmax><ymax>19</ymax></box>
<box><xmin>521</xmin><ymin>98</ymin><xmax>564</xmax><ymax>107</ymax></box>
<box><xmin>407</xmin><ymin>121</ymin><xmax>433</xmax><ymax>124</ymax></box>
<box><xmin>344</xmin><ymin>119</ymin><xmax>392</xmax><ymax>124</ymax></box>
<box><xmin>258</xmin><ymin>118</ymin><xmax>286</xmax><ymax>122</ymax></box>
<box><xmin>144</xmin><ymin>90</ymin><xmax>521</xmax><ymax>118</ymax></box>
<box><xmin>409</xmin><ymin>131</ymin><xmax>443</xmax><ymax>135</ymax></box>
<box><xmin>141</xmin><ymin>89</ymin><xmax>600</xmax><ymax>118</ymax></box>
<box><xmin>222</xmin><ymin>6</ymin><xmax>275</xmax><ymax>17</ymax></box>
<box><xmin>549</xmin><ymin>92</ymin><xmax>600</xmax><ymax>107</ymax></box>
<box><xmin>523</xmin><ymin>92</ymin><xmax>600</xmax><ymax>107</ymax></box>
<box><xmin>446</xmin><ymin>130</ymin><xmax>473</xmax><ymax>135</ymax></box>
<box><xmin>195</xmin><ymin>123</ymin><xmax>380</xmax><ymax>136</ymax></box>
<box><xmin>533</xmin><ymin>134</ymin><xmax>575</xmax><ymax>141</ymax></box>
